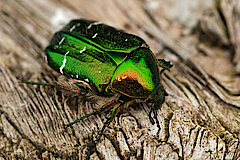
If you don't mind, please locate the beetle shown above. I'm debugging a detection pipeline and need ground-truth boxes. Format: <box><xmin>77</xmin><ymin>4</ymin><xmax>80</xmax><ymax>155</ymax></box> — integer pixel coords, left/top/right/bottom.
<box><xmin>23</xmin><ymin>19</ymin><xmax>172</xmax><ymax>141</ymax></box>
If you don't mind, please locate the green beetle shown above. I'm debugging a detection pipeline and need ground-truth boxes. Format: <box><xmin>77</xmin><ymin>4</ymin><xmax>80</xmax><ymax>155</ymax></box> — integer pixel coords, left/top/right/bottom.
<box><xmin>24</xmin><ymin>19</ymin><xmax>172</xmax><ymax>141</ymax></box>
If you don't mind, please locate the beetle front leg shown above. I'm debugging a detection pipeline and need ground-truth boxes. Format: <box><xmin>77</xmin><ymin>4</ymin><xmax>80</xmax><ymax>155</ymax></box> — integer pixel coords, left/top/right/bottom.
<box><xmin>148</xmin><ymin>107</ymin><xmax>155</xmax><ymax>125</ymax></box>
<box><xmin>156</xmin><ymin>59</ymin><xmax>173</xmax><ymax>74</ymax></box>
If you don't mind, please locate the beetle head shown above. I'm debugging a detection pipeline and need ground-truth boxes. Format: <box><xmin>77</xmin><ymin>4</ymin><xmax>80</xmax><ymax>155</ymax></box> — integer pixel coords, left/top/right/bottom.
<box><xmin>150</xmin><ymin>84</ymin><xmax>167</xmax><ymax>109</ymax></box>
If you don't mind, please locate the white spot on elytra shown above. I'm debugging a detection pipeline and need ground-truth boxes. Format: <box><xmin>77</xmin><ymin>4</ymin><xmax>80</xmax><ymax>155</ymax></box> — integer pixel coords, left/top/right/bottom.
<box><xmin>87</xmin><ymin>22</ymin><xmax>101</xmax><ymax>29</ymax></box>
<box><xmin>59</xmin><ymin>37</ymin><xmax>65</xmax><ymax>45</ymax></box>
<box><xmin>92</xmin><ymin>33</ymin><xmax>98</xmax><ymax>38</ymax></box>
<box><xmin>59</xmin><ymin>51</ymin><xmax>69</xmax><ymax>74</ymax></box>
<box><xmin>80</xmin><ymin>46</ymin><xmax>86</xmax><ymax>53</ymax></box>
<box><xmin>84</xmin><ymin>78</ymin><xmax>89</xmax><ymax>82</ymax></box>
<box><xmin>69</xmin><ymin>25</ymin><xmax>76</xmax><ymax>31</ymax></box>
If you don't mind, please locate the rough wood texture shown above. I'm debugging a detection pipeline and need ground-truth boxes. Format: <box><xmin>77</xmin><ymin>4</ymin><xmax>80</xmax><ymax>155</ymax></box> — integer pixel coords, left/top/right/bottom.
<box><xmin>0</xmin><ymin>0</ymin><xmax>239</xmax><ymax>159</ymax></box>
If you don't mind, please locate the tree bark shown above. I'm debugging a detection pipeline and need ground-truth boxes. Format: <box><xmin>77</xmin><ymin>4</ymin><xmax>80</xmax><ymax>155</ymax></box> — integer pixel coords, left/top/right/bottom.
<box><xmin>0</xmin><ymin>0</ymin><xmax>239</xmax><ymax>159</ymax></box>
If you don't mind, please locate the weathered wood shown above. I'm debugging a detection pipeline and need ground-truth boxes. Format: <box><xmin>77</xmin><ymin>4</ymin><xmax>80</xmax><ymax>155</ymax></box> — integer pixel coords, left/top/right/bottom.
<box><xmin>0</xmin><ymin>0</ymin><xmax>239</xmax><ymax>159</ymax></box>
<box><xmin>220</xmin><ymin>0</ymin><xmax>240</xmax><ymax>73</ymax></box>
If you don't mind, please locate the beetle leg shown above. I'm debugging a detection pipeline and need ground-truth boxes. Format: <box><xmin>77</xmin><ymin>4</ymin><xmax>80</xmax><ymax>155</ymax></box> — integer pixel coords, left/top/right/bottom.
<box><xmin>148</xmin><ymin>108</ymin><xmax>155</xmax><ymax>125</ymax></box>
<box><xmin>156</xmin><ymin>59</ymin><xmax>173</xmax><ymax>74</ymax></box>
<box><xmin>74</xmin><ymin>82</ymin><xmax>91</xmax><ymax>91</ymax></box>
<box><xmin>148</xmin><ymin>107</ymin><xmax>159</xmax><ymax>125</ymax></box>
<box><xmin>21</xmin><ymin>81</ymin><xmax>87</xmax><ymax>95</ymax></box>
<box><xmin>95</xmin><ymin>103</ymin><xmax>122</xmax><ymax>142</ymax></box>
<box><xmin>66</xmin><ymin>100</ymin><xmax>116</xmax><ymax>127</ymax></box>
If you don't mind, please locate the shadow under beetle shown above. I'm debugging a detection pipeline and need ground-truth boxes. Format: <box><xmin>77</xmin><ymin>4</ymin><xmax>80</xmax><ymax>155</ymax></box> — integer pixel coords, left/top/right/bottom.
<box><xmin>23</xmin><ymin>19</ymin><xmax>172</xmax><ymax>141</ymax></box>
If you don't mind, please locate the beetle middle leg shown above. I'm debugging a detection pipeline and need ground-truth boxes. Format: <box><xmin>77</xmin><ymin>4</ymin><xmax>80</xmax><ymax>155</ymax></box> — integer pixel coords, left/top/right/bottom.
<box><xmin>95</xmin><ymin>102</ymin><xmax>122</xmax><ymax>141</ymax></box>
<box><xmin>95</xmin><ymin>99</ymin><xmax>135</xmax><ymax>141</ymax></box>
<box><xmin>66</xmin><ymin>100</ymin><xmax>116</xmax><ymax>127</ymax></box>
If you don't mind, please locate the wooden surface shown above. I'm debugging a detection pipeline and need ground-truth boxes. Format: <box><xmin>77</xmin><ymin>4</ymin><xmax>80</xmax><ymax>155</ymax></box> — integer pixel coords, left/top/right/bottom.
<box><xmin>0</xmin><ymin>0</ymin><xmax>239</xmax><ymax>159</ymax></box>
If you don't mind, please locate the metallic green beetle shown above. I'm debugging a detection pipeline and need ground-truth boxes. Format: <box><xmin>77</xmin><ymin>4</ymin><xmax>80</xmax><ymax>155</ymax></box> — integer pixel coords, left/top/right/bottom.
<box><xmin>25</xmin><ymin>19</ymin><xmax>172</xmax><ymax>141</ymax></box>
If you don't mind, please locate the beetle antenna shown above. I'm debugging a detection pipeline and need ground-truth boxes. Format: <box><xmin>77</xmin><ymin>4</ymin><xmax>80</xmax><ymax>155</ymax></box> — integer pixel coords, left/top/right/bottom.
<box><xmin>156</xmin><ymin>59</ymin><xmax>173</xmax><ymax>71</ymax></box>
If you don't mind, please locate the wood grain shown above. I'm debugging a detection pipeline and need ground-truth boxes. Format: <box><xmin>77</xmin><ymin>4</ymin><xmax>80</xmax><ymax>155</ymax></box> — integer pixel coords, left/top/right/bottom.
<box><xmin>0</xmin><ymin>0</ymin><xmax>239</xmax><ymax>159</ymax></box>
